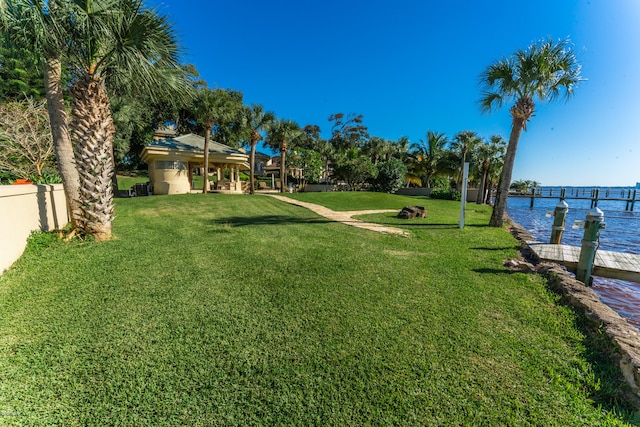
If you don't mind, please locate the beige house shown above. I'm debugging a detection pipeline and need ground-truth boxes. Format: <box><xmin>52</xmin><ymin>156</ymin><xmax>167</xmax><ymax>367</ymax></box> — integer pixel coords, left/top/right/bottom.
<box><xmin>141</xmin><ymin>134</ymin><xmax>250</xmax><ymax>195</ymax></box>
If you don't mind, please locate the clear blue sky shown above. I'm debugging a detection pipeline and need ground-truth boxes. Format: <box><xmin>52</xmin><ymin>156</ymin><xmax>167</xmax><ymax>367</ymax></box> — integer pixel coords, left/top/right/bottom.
<box><xmin>151</xmin><ymin>0</ymin><xmax>640</xmax><ymax>187</ymax></box>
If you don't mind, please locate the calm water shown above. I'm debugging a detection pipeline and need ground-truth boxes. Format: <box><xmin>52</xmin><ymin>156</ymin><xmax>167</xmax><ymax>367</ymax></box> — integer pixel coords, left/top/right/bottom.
<box><xmin>506</xmin><ymin>187</ymin><xmax>640</xmax><ymax>328</ymax></box>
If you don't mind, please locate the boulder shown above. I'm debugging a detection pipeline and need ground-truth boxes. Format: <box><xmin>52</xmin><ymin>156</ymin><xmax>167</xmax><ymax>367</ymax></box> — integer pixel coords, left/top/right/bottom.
<box><xmin>398</xmin><ymin>206</ymin><xmax>427</xmax><ymax>219</ymax></box>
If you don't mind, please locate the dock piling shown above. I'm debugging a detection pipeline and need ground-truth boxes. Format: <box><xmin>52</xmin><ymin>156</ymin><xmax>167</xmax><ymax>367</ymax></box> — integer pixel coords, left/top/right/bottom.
<box><xmin>550</xmin><ymin>201</ymin><xmax>569</xmax><ymax>244</ymax></box>
<box><xmin>576</xmin><ymin>208</ymin><xmax>606</xmax><ymax>286</ymax></box>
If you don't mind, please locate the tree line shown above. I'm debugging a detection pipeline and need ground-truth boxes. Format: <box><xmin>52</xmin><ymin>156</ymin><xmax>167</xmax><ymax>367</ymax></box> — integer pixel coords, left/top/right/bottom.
<box><xmin>0</xmin><ymin>0</ymin><xmax>583</xmax><ymax>239</ymax></box>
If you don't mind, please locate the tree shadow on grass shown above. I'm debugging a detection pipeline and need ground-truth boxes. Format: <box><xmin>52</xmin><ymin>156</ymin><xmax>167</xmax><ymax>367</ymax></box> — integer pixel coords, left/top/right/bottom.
<box><xmin>376</xmin><ymin>221</ymin><xmax>488</xmax><ymax>229</ymax></box>
<box><xmin>208</xmin><ymin>215</ymin><xmax>333</xmax><ymax>228</ymax></box>
<box><xmin>472</xmin><ymin>268</ymin><xmax>529</xmax><ymax>275</ymax></box>
<box><xmin>471</xmin><ymin>246</ymin><xmax>521</xmax><ymax>251</ymax></box>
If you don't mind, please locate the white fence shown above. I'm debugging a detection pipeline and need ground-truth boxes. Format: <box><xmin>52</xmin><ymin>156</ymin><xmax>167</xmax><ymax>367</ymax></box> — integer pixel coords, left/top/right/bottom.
<box><xmin>0</xmin><ymin>184</ymin><xmax>69</xmax><ymax>274</ymax></box>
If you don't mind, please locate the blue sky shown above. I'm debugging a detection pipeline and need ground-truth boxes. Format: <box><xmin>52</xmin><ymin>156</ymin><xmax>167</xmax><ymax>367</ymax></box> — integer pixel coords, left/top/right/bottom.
<box><xmin>151</xmin><ymin>0</ymin><xmax>640</xmax><ymax>186</ymax></box>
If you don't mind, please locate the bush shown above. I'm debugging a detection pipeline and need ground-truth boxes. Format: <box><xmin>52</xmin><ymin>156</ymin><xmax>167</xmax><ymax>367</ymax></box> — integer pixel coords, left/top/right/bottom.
<box><xmin>372</xmin><ymin>158</ymin><xmax>407</xmax><ymax>193</ymax></box>
<box><xmin>430</xmin><ymin>188</ymin><xmax>461</xmax><ymax>201</ymax></box>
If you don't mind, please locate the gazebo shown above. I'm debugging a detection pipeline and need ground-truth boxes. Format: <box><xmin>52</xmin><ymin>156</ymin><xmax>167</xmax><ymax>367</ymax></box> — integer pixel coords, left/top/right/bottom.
<box><xmin>141</xmin><ymin>134</ymin><xmax>250</xmax><ymax>195</ymax></box>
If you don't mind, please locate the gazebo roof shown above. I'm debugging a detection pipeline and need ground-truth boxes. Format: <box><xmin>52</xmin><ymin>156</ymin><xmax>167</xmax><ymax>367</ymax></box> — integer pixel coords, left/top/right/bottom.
<box><xmin>148</xmin><ymin>134</ymin><xmax>246</xmax><ymax>156</ymax></box>
<box><xmin>142</xmin><ymin>133</ymin><xmax>249</xmax><ymax>169</ymax></box>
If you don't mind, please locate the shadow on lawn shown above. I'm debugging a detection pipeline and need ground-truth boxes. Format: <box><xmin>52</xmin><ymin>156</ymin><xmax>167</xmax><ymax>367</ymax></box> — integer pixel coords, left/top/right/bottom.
<box><xmin>377</xmin><ymin>220</ymin><xmax>488</xmax><ymax>229</ymax></box>
<box><xmin>209</xmin><ymin>215</ymin><xmax>333</xmax><ymax>228</ymax></box>
<box><xmin>472</xmin><ymin>268</ymin><xmax>528</xmax><ymax>275</ymax></box>
<box><xmin>471</xmin><ymin>246</ymin><xmax>520</xmax><ymax>251</ymax></box>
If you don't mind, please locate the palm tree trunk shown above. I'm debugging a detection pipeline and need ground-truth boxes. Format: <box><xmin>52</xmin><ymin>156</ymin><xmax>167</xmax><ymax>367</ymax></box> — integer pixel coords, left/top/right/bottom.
<box><xmin>202</xmin><ymin>127</ymin><xmax>211</xmax><ymax>193</ymax></box>
<box><xmin>44</xmin><ymin>55</ymin><xmax>83</xmax><ymax>229</ymax></box>
<box><xmin>489</xmin><ymin>120</ymin><xmax>524</xmax><ymax>227</ymax></box>
<box><xmin>70</xmin><ymin>74</ymin><xmax>116</xmax><ymax>240</ymax></box>
<box><xmin>249</xmin><ymin>139</ymin><xmax>257</xmax><ymax>195</ymax></box>
<box><xmin>477</xmin><ymin>163</ymin><xmax>488</xmax><ymax>204</ymax></box>
<box><xmin>279</xmin><ymin>144</ymin><xmax>287</xmax><ymax>193</ymax></box>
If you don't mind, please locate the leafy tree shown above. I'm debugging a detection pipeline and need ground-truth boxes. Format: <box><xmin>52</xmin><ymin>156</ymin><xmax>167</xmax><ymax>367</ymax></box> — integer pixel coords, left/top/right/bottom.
<box><xmin>265</xmin><ymin>119</ymin><xmax>303</xmax><ymax>192</ymax></box>
<box><xmin>480</xmin><ymin>38</ymin><xmax>583</xmax><ymax>227</ymax></box>
<box><xmin>409</xmin><ymin>131</ymin><xmax>449</xmax><ymax>188</ymax></box>
<box><xmin>211</xmin><ymin>89</ymin><xmax>244</xmax><ymax>148</ymax></box>
<box><xmin>372</xmin><ymin>157</ymin><xmax>407</xmax><ymax>193</ymax></box>
<box><xmin>510</xmin><ymin>179</ymin><xmax>540</xmax><ymax>192</ymax></box>
<box><xmin>241</xmin><ymin>104</ymin><xmax>275</xmax><ymax>194</ymax></box>
<box><xmin>333</xmin><ymin>148</ymin><xmax>378</xmax><ymax>191</ymax></box>
<box><xmin>288</xmin><ymin>148</ymin><xmax>323</xmax><ymax>188</ymax></box>
<box><xmin>301</xmin><ymin>124</ymin><xmax>333</xmax><ymax>183</ymax></box>
<box><xmin>328</xmin><ymin>112</ymin><xmax>369</xmax><ymax>150</ymax></box>
<box><xmin>0</xmin><ymin>36</ymin><xmax>45</xmax><ymax>101</ymax></box>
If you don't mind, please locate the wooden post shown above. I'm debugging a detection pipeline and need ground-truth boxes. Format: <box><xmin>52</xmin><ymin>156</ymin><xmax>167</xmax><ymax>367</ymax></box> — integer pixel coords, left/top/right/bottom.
<box><xmin>530</xmin><ymin>187</ymin><xmax>536</xmax><ymax>208</ymax></box>
<box><xmin>590</xmin><ymin>188</ymin><xmax>600</xmax><ymax>208</ymax></box>
<box><xmin>576</xmin><ymin>208</ymin><xmax>605</xmax><ymax>286</ymax></box>
<box><xmin>550</xmin><ymin>201</ymin><xmax>569</xmax><ymax>244</ymax></box>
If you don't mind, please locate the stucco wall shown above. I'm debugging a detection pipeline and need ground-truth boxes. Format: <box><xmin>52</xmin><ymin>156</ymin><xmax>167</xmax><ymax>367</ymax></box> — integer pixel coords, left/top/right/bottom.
<box><xmin>0</xmin><ymin>184</ymin><xmax>69</xmax><ymax>274</ymax></box>
<box><xmin>149</xmin><ymin>159</ymin><xmax>191</xmax><ymax>195</ymax></box>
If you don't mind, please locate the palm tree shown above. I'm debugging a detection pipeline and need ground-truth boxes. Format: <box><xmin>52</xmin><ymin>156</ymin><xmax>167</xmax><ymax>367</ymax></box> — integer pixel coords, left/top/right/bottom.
<box><xmin>243</xmin><ymin>104</ymin><xmax>275</xmax><ymax>194</ymax></box>
<box><xmin>474</xmin><ymin>135</ymin><xmax>506</xmax><ymax>204</ymax></box>
<box><xmin>480</xmin><ymin>38</ymin><xmax>583</xmax><ymax>227</ymax></box>
<box><xmin>451</xmin><ymin>130</ymin><xmax>481</xmax><ymax>191</ymax></box>
<box><xmin>2</xmin><ymin>0</ymin><xmax>83</xmax><ymax>229</ymax></box>
<box><xmin>409</xmin><ymin>131</ymin><xmax>448</xmax><ymax>188</ymax></box>
<box><xmin>266</xmin><ymin>119</ymin><xmax>303</xmax><ymax>192</ymax></box>
<box><xmin>193</xmin><ymin>87</ymin><xmax>235</xmax><ymax>193</ymax></box>
<box><xmin>64</xmin><ymin>0</ymin><xmax>182</xmax><ymax>240</ymax></box>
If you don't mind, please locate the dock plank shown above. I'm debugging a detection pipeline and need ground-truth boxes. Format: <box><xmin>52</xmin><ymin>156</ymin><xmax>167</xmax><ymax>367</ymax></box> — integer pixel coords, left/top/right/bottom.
<box><xmin>528</xmin><ymin>242</ymin><xmax>640</xmax><ymax>283</ymax></box>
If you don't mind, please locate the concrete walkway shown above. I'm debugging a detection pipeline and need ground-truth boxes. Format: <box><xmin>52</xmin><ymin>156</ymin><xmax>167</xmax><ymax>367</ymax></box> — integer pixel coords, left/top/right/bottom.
<box><xmin>268</xmin><ymin>194</ymin><xmax>407</xmax><ymax>236</ymax></box>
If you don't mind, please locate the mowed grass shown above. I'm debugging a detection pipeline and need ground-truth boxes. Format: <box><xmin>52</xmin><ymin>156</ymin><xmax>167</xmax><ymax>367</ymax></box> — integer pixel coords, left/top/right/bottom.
<box><xmin>0</xmin><ymin>192</ymin><xmax>636</xmax><ymax>426</ymax></box>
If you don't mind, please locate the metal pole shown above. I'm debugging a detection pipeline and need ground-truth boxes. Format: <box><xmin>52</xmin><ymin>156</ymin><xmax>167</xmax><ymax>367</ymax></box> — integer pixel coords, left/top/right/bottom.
<box><xmin>458</xmin><ymin>162</ymin><xmax>469</xmax><ymax>229</ymax></box>
<box><xmin>550</xmin><ymin>201</ymin><xmax>569</xmax><ymax>244</ymax></box>
<box><xmin>576</xmin><ymin>207</ymin><xmax>605</xmax><ymax>286</ymax></box>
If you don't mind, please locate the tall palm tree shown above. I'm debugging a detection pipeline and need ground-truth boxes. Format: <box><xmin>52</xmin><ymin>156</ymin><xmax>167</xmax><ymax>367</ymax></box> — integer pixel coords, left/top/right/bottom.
<box><xmin>243</xmin><ymin>104</ymin><xmax>275</xmax><ymax>194</ymax></box>
<box><xmin>266</xmin><ymin>119</ymin><xmax>303</xmax><ymax>192</ymax></box>
<box><xmin>2</xmin><ymin>0</ymin><xmax>83</xmax><ymax>229</ymax></box>
<box><xmin>480</xmin><ymin>38</ymin><xmax>583</xmax><ymax>227</ymax></box>
<box><xmin>64</xmin><ymin>0</ymin><xmax>182</xmax><ymax>240</ymax></box>
<box><xmin>451</xmin><ymin>130</ymin><xmax>481</xmax><ymax>190</ymax></box>
<box><xmin>193</xmin><ymin>87</ymin><xmax>235</xmax><ymax>193</ymax></box>
<box><xmin>409</xmin><ymin>131</ymin><xmax>448</xmax><ymax>188</ymax></box>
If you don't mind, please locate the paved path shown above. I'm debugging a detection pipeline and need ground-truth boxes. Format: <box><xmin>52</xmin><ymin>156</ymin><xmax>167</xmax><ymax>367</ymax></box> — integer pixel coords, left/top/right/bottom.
<box><xmin>268</xmin><ymin>195</ymin><xmax>407</xmax><ymax>236</ymax></box>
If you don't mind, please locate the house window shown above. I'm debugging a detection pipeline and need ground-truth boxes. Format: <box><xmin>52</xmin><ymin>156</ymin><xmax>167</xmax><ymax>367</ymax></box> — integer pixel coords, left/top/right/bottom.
<box><xmin>156</xmin><ymin>160</ymin><xmax>186</xmax><ymax>170</ymax></box>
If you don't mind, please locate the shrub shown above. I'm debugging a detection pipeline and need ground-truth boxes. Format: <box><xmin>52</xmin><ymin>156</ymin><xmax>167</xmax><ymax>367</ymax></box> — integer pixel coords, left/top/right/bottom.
<box><xmin>372</xmin><ymin>158</ymin><xmax>407</xmax><ymax>193</ymax></box>
<box><xmin>430</xmin><ymin>188</ymin><xmax>461</xmax><ymax>201</ymax></box>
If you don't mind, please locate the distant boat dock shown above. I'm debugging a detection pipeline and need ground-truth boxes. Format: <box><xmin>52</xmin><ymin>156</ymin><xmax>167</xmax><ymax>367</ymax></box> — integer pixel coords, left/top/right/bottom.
<box><xmin>512</xmin><ymin>187</ymin><xmax>638</xmax><ymax>211</ymax></box>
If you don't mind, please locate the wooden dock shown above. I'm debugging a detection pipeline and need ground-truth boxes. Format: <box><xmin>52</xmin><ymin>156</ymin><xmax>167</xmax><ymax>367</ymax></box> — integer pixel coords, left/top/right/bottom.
<box><xmin>527</xmin><ymin>242</ymin><xmax>640</xmax><ymax>283</ymax></box>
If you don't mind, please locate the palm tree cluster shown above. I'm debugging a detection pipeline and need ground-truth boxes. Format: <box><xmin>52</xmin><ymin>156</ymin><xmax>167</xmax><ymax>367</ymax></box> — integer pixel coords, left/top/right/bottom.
<box><xmin>407</xmin><ymin>130</ymin><xmax>507</xmax><ymax>203</ymax></box>
<box><xmin>2</xmin><ymin>0</ymin><xmax>186</xmax><ymax>240</ymax></box>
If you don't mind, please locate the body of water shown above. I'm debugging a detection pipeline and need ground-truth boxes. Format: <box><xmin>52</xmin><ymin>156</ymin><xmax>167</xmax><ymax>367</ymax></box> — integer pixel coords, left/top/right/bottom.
<box><xmin>506</xmin><ymin>186</ymin><xmax>640</xmax><ymax>328</ymax></box>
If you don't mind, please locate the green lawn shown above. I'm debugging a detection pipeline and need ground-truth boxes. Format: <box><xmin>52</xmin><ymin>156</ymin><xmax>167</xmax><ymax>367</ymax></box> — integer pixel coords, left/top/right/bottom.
<box><xmin>0</xmin><ymin>192</ymin><xmax>636</xmax><ymax>426</ymax></box>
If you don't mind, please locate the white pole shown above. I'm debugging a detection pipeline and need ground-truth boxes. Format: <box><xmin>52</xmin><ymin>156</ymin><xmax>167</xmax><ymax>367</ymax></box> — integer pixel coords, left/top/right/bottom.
<box><xmin>459</xmin><ymin>162</ymin><xmax>469</xmax><ymax>229</ymax></box>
